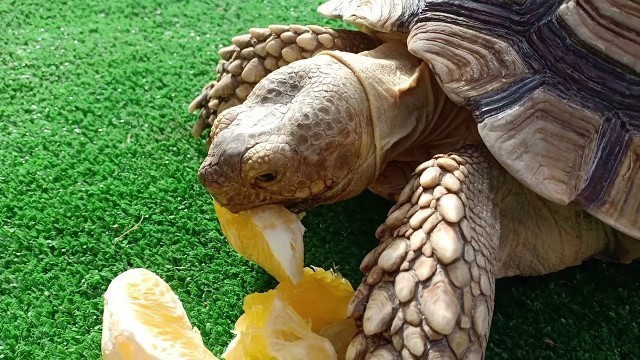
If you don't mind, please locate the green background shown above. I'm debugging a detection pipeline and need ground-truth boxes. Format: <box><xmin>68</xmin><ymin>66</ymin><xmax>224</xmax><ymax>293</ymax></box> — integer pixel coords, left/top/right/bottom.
<box><xmin>0</xmin><ymin>0</ymin><xmax>638</xmax><ymax>358</ymax></box>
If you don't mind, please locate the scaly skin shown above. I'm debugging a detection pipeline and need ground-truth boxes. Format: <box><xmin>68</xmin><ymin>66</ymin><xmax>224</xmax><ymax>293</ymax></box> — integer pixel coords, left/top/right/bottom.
<box><xmin>345</xmin><ymin>146</ymin><xmax>619</xmax><ymax>359</ymax></box>
<box><xmin>192</xmin><ymin>26</ymin><xmax>640</xmax><ymax>360</ymax></box>
<box><xmin>189</xmin><ymin>25</ymin><xmax>379</xmax><ymax>147</ymax></box>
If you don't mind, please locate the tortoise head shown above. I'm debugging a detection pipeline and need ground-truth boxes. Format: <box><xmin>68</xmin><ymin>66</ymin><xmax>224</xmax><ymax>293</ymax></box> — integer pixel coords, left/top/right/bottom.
<box><xmin>198</xmin><ymin>55</ymin><xmax>377</xmax><ymax>213</ymax></box>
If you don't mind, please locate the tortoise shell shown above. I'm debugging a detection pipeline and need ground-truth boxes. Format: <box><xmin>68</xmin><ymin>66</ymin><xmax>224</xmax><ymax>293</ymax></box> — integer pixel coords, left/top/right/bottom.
<box><xmin>319</xmin><ymin>0</ymin><xmax>640</xmax><ymax>238</ymax></box>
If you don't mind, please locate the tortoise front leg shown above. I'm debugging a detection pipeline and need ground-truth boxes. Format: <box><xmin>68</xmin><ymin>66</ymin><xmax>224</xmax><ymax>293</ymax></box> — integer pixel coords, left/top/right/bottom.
<box><xmin>189</xmin><ymin>25</ymin><xmax>379</xmax><ymax>143</ymax></box>
<box><xmin>347</xmin><ymin>146</ymin><xmax>498</xmax><ymax>360</ymax></box>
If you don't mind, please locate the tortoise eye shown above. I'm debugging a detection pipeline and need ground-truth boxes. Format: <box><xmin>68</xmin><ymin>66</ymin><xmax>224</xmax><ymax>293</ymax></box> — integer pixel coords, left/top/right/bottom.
<box><xmin>256</xmin><ymin>173</ymin><xmax>277</xmax><ymax>183</ymax></box>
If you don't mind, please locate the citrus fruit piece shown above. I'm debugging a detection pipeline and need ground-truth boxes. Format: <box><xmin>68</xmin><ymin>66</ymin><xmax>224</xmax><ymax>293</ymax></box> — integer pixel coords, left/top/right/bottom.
<box><xmin>275</xmin><ymin>267</ymin><xmax>354</xmax><ymax>333</ymax></box>
<box><xmin>223</xmin><ymin>267</ymin><xmax>356</xmax><ymax>360</ymax></box>
<box><xmin>223</xmin><ymin>291</ymin><xmax>337</xmax><ymax>360</ymax></box>
<box><xmin>101</xmin><ymin>268</ymin><xmax>217</xmax><ymax>360</ymax></box>
<box><xmin>214</xmin><ymin>201</ymin><xmax>305</xmax><ymax>284</ymax></box>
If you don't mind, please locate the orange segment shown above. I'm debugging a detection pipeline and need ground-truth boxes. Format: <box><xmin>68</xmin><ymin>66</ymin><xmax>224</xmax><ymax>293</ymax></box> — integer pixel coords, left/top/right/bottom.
<box><xmin>101</xmin><ymin>268</ymin><xmax>217</xmax><ymax>360</ymax></box>
<box><xmin>275</xmin><ymin>267</ymin><xmax>354</xmax><ymax>333</ymax></box>
<box><xmin>214</xmin><ymin>202</ymin><xmax>305</xmax><ymax>284</ymax></box>
<box><xmin>223</xmin><ymin>267</ymin><xmax>356</xmax><ymax>360</ymax></box>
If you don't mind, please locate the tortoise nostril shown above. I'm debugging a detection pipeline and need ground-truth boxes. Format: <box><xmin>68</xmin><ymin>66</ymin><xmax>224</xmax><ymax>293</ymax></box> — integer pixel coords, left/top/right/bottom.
<box><xmin>255</xmin><ymin>172</ymin><xmax>277</xmax><ymax>184</ymax></box>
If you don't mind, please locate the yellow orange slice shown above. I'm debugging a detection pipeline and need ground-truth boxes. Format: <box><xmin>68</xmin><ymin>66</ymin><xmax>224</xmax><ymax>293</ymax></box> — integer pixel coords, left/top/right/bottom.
<box><xmin>223</xmin><ymin>267</ymin><xmax>356</xmax><ymax>360</ymax></box>
<box><xmin>214</xmin><ymin>202</ymin><xmax>305</xmax><ymax>284</ymax></box>
<box><xmin>101</xmin><ymin>268</ymin><xmax>217</xmax><ymax>360</ymax></box>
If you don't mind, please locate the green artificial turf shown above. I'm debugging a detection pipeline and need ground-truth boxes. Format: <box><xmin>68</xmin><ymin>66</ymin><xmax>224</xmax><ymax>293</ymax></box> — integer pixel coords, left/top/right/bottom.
<box><xmin>0</xmin><ymin>0</ymin><xmax>638</xmax><ymax>358</ymax></box>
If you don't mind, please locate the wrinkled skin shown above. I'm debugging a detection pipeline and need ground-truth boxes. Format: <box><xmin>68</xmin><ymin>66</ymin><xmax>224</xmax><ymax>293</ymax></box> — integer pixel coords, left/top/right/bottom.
<box><xmin>199</xmin><ymin>56</ymin><xmax>377</xmax><ymax>213</ymax></box>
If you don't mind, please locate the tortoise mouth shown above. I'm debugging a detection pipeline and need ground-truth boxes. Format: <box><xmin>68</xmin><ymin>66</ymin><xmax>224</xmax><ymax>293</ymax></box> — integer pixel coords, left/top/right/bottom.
<box><xmin>207</xmin><ymin>189</ymin><xmax>325</xmax><ymax>215</ymax></box>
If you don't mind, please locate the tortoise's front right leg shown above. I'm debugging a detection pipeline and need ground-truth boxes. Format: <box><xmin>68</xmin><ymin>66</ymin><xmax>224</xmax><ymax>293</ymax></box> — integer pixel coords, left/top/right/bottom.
<box><xmin>189</xmin><ymin>25</ymin><xmax>379</xmax><ymax>143</ymax></box>
<box><xmin>347</xmin><ymin>146</ymin><xmax>499</xmax><ymax>360</ymax></box>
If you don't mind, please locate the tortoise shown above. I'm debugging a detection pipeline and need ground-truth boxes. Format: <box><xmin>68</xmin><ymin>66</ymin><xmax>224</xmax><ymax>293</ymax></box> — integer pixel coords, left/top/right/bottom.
<box><xmin>188</xmin><ymin>0</ymin><xmax>640</xmax><ymax>358</ymax></box>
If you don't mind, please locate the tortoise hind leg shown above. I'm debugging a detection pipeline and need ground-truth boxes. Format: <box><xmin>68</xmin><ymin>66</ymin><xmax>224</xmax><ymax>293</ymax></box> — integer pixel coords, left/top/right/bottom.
<box><xmin>189</xmin><ymin>25</ymin><xmax>379</xmax><ymax>144</ymax></box>
<box><xmin>347</xmin><ymin>146</ymin><xmax>499</xmax><ymax>359</ymax></box>
<box><xmin>613</xmin><ymin>231</ymin><xmax>640</xmax><ymax>264</ymax></box>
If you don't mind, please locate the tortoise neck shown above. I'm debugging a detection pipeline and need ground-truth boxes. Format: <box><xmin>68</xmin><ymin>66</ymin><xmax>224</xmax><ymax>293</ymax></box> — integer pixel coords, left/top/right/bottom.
<box><xmin>322</xmin><ymin>41</ymin><xmax>479</xmax><ymax>179</ymax></box>
<box><xmin>389</xmin><ymin>70</ymin><xmax>480</xmax><ymax>165</ymax></box>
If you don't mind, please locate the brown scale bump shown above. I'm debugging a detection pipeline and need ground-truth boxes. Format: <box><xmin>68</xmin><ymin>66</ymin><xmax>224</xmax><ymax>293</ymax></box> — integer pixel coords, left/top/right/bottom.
<box><xmin>248</xmin><ymin>27</ymin><xmax>271</xmax><ymax>41</ymax></box>
<box><xmin>267</xmin><ymin>24</ymin><xmax>288</xmax><ymax>35</ymax></box>
<box><xmin>422</xmin><ymin>241</ymin><xmax>433</xmax><ymax>257</ymax></box>
<box><xmin>239</xmin><ymin>47</ymin><xmax>255</xmax><ymax>59</ymax></box>
<box><xmin>209</xmin><ymin>74</ymin><xmax>238</xmax><ymax>98</ymax></box>
<box><xmin>280</xmin><ymin>31</ymin><xmax>298</xmax><ymax>44</ymax></box>
<box><xmin>227</xmin><ymin>60</ymin><xmax>244</xmax><ymax>76</ymax></box>
<box><xmin>432</xmin><ymin>185</ymin><xmax>447</xmax><ymax>200</ymax></box>
<box><xmin>403</xmin><ymin>325</ymin><xmax>426</xmax><ymax>356</ymax></box>
<box><xmin>418</xmin><ymin>189</ymin><xmax>434</xmax><ymax>207</ymax></box>
<box><xmin>308</xmin><ymin>24</ymin><xmax>326</xmax><ymax>34</ymax></box>
<box><xmin>479</xmin><ymin>271</ymin><xmax>491</xmax><ymax>296</ymax></box>
<box><xmin>390</xmin><ymin>311</ymin><xmax>405</xmax><ymax>336</ymax></box>
<box><xmin>473</xmin><ymin>298</ymin><xmax>489</xmax><ymax>338</ymax></box>
<box><xmin>427</xmin><ymin>339</ymin><xmax>456</xmax><ymax>360</ymax></box>
<box><xmin>207</xmin><ymin>99</ymin><xmax>219</xmax><ymax>111</ymax></box>
<box><xmin>289</xmin><ymin>24</ymin><xmax>309</xmax><ymax>34</ymax></box>
<box><xmin>363</xmin><ymin>283</ymin><xmax>398</xmax><ymax>336</ymax></box>
<box><xmin>421</xmin><ymin>212</ymin><xmax>441</xmax><ymax>233</ymax></box>
<box><xmin>265</xmin><ymin>38</ymin><xmax>285</xmax><ymax>57</ymax></box>
<box><xmin>378</xmin><ymin>239</ymin><xmax>409</xmax><ymax>272</ymax></box>
<box><xmin>460</xmin><ymin>315</ymin><xmax>471</xmax><ymax>329</ymax></box>
<box><xmin>318</xmin><ymin>33</ymin><xmax>335</xmax><ymax>48</ymax></box>
<box><xmin>410</xmin><ymin>186</ymin><xmax>423</xmax><ymax>204</ymax></box>
<box><xmin>360</xmin><ymin>241</ymin><xmax>390</xmax><ymax>273</ymax></box>
<box><xmin>392</xmin><ymin>333</ymin><xmax>404</xmax><ymax>352</ymax></box>
<box><xmin>415</xmin><ymin>159</ymin><xmax>435</xmax><ymax>174</ymax></box>
<box><xmin>471</xmin><ymin>282</ymin><xmax>480</xmax><ymax>296</ymax></box>
<box><xmin>347</xmin><ymin>283</ymin><xmax>371</xmax><ymax>319</ymax></box>
<box><xmin>264</xmin><ymin>56</ymin><xmax>279</xmax><ymax>71</ymax></box>
<box><xmin>386</xmin><ymin>203</ymin><xmax>412</xmax><ymax>228</ymax></box>
<box><xmin>297</xmin><ymin>32</ymin><xmax>319</xmax><ymax>50</ymax></box>
<box><xmin>218</xmin><ymin>45</ymin><xmax>237</xmax><ymax>61</ymax></box>
<box><xmin>402</xmin><ymin>301</ymin><xmax>422</xmax><ymax>326</ymax></box>
<box><xmin>441</xmin><ymin>173</ymin><xmax>461</xmax><ymax>192</ymax></box>
<box><xmin>447</xmin><ymin>259</ymin><xmax>471</xmax><ymax>288</ymax></box>
<box><xmin>421</xmin><ymin>282</ymin><xmax>460</xmax><ymax>335</ymax></box>
<box><xmin>409</xmin><ymin>208</ymin><xmax>435</xmax><ymax>230</ymax></box>
<box><xmin>459</xmin><ymin>219</ymin><xmax>473</xmax><ymax>241</ymax></box>
<box><xmin>447</xmin><ymin>328</ymin><xmax>470</xmax><ymax>358</ymax></box>
<box><xmin>414</xmin><ymin>255</ymin><xmax>436</xmax><ymax>281</ymax></box>
<box><xmin>234</xmin><ymin>83</ymin><xmax>253</xmax><ymax>101</ymax></box>
<box><xmin>420</xmin><ymin>167</ymin><xmax>441</xmax><ymax>188</ymax></box>
<box><xmin>346</xmin><ymin>333</ymin><xmax>367</xmax><ymax>360</ymax></box>
<box><xmin>438</xmin><ymin>194</ymin><xmax>464</xmax><ymax>223</ymax></box>
<box><xmin>370</xmin><ymin>345</ymin><xmax>400</xmax><ymax>360</ymax></box>
<box><xmin>253</xmin><ymin>42</ymin><xmax>268</xmax><ymax>57</ymax></box>
<box><xmin>367</xmin><ymin>266</ymin><xmax>385</xmax><ymax>286</ymax></box>
<box><xmin>430</xmin><ymin>221</ymin><xmax>463</xmax><ymax>264</ymax></box>
<box><xmin>231</xmin><ymin>34</ymin><xmax>252</xmax><ymax>49</ymax></box>
<box><xmin>448</xmin><ymin>154</ymin><xmax>466</xmax><ymax>165</ymax></box>
<box><xmin>436</xmin><ymin>158</ymin><xmax>459</xmax><ymax>171</ymax></box>
<box><xmin>409</xmin><ymin>230</ymin><xmax>427</xmax><ymax>251</ymax></box>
